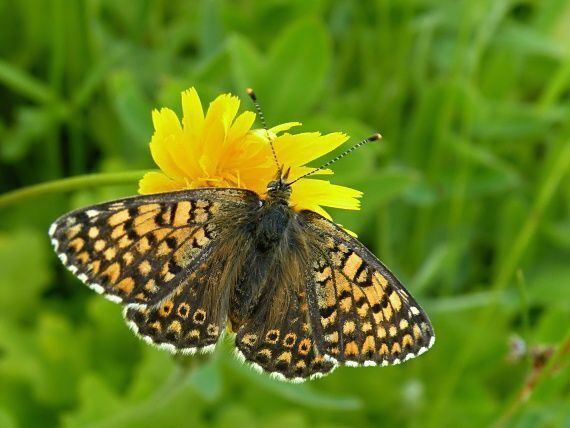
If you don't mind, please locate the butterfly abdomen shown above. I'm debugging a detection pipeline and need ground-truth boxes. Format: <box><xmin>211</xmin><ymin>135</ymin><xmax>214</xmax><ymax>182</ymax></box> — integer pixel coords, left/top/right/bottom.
<box><xmin>227</xmin><ymin>202</ymin><xmax>295</xmax><ymax>327</ymax></box>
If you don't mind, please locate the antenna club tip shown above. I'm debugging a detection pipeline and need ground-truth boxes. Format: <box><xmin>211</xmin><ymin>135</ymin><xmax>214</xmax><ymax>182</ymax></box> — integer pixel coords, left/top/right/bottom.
<box><xmin>246</xmin><ymin>88</ymin><xmax>256</xmax><ymax>100</ymax></box>
<box><xmin>369</xmin><ymin>133</ymin><xmax>382</xmax><ymax>141</ymax></box>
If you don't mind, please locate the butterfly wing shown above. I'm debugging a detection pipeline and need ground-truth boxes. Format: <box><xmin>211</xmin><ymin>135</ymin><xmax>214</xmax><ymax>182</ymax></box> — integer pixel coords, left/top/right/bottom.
<box><xmin>49</xmin><ymin>188</ymin><xmax>258</xmax><ymax>305</ymax></box>
<box><xmin>300</xmin><ymin>211</ymin><xmax>435</xmax><ymax>366</ymax></box>
<box><xmin>123</xmin><ymin>257</ymin><xmax>229</xmax><ymax>354</ymax></box>
<box><xmin>235</xmin><ymin>282</ymin><xmax>336</xmax><ymax>382</ymax></box>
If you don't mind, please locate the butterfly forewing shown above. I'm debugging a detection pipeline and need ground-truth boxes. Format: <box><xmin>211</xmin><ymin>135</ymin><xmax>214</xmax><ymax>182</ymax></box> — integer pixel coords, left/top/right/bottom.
<box><xmin>301</xmin><ymin>212</ymin><xmax>435</xmax><ymax>367</ymax></box>
<box><xmin>49</xmin><ymin>188</ymin><xmax>255</xmax><ymax>305</ymax></box>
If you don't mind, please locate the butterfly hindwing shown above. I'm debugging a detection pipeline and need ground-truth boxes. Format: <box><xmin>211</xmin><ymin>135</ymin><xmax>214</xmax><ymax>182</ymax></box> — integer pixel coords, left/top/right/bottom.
<box><xmin>235</xmin><ymin>284</ymin><xmax>336</xmax><ymax>382</ymax></box>
<box><xmin>123</xmin><ymin>260</ymin><xmax>228</xmax><ymax>354</ymax></box>
<box><xmin>49</xmin><ymin>188</ymin><xmax>256</xmax><ymax>305</ymax></box>
<box><xmin>301</xmin><ymin>211</ymin><xmax>435</xmax><ymax>367</ymax></box>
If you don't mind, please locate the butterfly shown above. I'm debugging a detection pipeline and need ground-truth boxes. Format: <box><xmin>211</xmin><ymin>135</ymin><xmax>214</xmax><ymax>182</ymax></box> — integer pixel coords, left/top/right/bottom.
<box><xmin>49</xmin><ymin>92</ymin><xmax>434</xmax><ymax>382</ymax></box>
<box><xmin>49</xmin><ymin>173</ymin><xmax>434</xmax><ymax>382</ymax></box>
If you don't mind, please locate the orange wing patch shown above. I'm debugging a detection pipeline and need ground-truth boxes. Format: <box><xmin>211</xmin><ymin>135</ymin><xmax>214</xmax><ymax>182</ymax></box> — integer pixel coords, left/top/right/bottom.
<box><xmin>235</xmin><ymin>285</ymin><xmax>337</xmax><ymax>382</ymax></box>
<box><xmin>49</xmin><ymin>192</ymin><xmax>228</xmax><ymax>305</ymax></box>
<box><xmin>304</xmin><ymin>212</ymin><xmax>435</xmax><ymax>368</ymax></box>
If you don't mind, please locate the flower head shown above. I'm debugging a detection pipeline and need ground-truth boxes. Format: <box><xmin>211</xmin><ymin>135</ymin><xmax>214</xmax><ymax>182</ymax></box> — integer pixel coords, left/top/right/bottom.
<box><xmin>139</xmin><ymin>87</ymin><xmax>362</xmax><ymax>219</ymax></box>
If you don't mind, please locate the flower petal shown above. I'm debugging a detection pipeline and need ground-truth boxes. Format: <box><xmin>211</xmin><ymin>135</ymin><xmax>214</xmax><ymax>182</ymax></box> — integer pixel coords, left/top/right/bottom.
<box><xmin>269</xmin><ymin>122</ymin><xmax>302</xmax><ymax>134</ymax></box>
<box><xmin>200</xmin><ymin>94</ymin><xmax>241</xmax><ymax>174</ymax></box>
<box><xmin>290</xmin><ymin>178</ymin><xmax>362</xmax><ymax>212</ymax></box>
<box><xmin>181</xmin><ymin>87</ymin><xmax>204</xmax><ymax>139</ymax></box>
<box><xmin>149</xmin><ymin>109</ymin><xmax>188</xmax><ymax>179</ymax></box>
<box><xmin>152</xmin><ymin>107</ymin><xmax>182</xmax><ymax>136</ymax></box>
<box><xmin>227</xmin><ymin>110</ymin><xmax>256</xmax><ymax>142</ymax></box>
<box><xmin>288</xmin><ymin>166</ymin><xmax>333</xmax><ymax>182</ymax></box>
<box><xmin>275</xmin><ymin>132</ymin><xmax>349</xmax><ymax>169</ymax></box>
<box><xmin>139</xmin><ymin>171</ymin><xmax>186</xmax><ymax>194</ymax></box>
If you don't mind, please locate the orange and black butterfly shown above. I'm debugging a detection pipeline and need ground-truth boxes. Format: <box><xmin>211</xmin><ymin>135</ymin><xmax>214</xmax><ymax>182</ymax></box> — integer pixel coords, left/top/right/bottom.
<box><xmin>49</xmin><ymin>93</ymin><xmax>434</xmax><ymax>382</ymax></box>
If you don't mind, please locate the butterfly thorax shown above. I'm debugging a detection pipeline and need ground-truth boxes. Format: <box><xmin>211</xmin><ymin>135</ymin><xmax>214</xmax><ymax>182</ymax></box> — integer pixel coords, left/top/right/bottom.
<box><xmin>255</xmin><ymin>180</ymin><xmax>292</xmax><ymax>249</ymax></box>
<box><xmin>228</xmin><ymin>179</ymin><xmax>300</xmax><ymax>329</ymax></box>
<box><xmin>254</xmin><ymin>203</ymin><xmax>290</xmax><ymax>249</ymax></box>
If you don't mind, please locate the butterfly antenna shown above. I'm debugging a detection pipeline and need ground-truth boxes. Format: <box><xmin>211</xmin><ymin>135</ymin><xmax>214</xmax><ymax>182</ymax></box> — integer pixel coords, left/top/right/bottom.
<box><xmin>247</xmin><ymin>88</ymin><xmax>280</xmax><ymax>170</ymax></box>
<box><xmin>288</xmin><ymin>133</ymin><xmax>382</xmax><ymax>185</ymax></box>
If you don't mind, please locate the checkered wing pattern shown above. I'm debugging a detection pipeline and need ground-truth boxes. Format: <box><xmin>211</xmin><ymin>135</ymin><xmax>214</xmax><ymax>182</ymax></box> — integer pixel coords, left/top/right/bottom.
<box><xmin>49</xmin><ymin>188</ymin><xmax>254</xmax><ymax>305</ymax></box>
<box><xmin>301</xmin><ymin>211</ymin><xmax>435</xmax><ymax>367</ymax></box>
<box><xmin>123</xmin><ymin>260</ymin><xmax>228</xmax><ymax>354</ymax></box>
<box><xmin>235</xmin><ymin>284</ymin><xmax>336</xmax><ymax>382</ymax></box>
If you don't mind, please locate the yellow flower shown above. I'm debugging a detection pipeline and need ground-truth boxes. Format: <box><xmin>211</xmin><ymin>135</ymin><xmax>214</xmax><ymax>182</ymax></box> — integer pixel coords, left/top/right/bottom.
<box><xmin>139</xmin><ymin>87</ymin><xmax>362</xmax><ymax>219</ymax></box>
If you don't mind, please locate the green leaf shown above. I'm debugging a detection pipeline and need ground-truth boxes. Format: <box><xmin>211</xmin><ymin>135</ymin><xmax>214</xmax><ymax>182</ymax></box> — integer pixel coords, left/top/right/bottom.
<box><xmin>225</xmin><ymin>354</ymin><xmax>362</xmax><ymax>410</ymax></box>
<box><xmin>410</xmin><ymin>243</ymin><xmax>451</xmax><ymax>293</ymax></box>
<box><xmin>125</xmin><ymin>347</ymin><xmax>173</xmax><ymax>401</ymax></box>
<box><xmin>187</xmin><ymin>355</ymin><xmax>223</xmax><ymax>401</ymax></box>
<box><xmin>229</xmin><ymin>19</ymin><xmax>331</xmax><ymax>122</ymax></box>
<box><xmin>107</xmin><ymin>70</ymin><xmax>153</xmax><ymax>147</ymax></box>
<box><xmin>525</xmin><ymin>263</ymin><xmax>570</xmax><ymax>308</ymax></box>
<box><xmin>263</xmin><ymin>19</ymin><xmax>331</xmax><ymax>121</ymax></box>
<box><xmin>61</xmin><ymin>374</ymin><xmax>123</xmax><ymax>428</ymax></box>
<box><xmin>544</xmin><ymin>220</ymin><xmax>570</xmax><ymax>248</ymax></box>
<box><xmin>214</xmin><ymin>405</ymin><xmax>257</xmax><ymax>428</ymax></box>
<box><xmin>0</xmin><ymin>59</ymin><xmax>55</xmax><ymax>103</ymax></box>
<box><xmin>227</xmin><ymin>34</ymin><xmax>264</xmax><ymax>91</ymax></box>
<box><xmin>82</xmin><ymin>297</ymin><xmax>142</xmax><ymax>392</ymax></box>
<box><xmin>350</xmin><ymin>167</ymin><xmax>421</xmax><ymax>207</ymax></box>
<box><xmin>34</xmin><ymin>313</ymin><xmax>88</xmax><ymax>407</ymax></box>
<box><xmin>0</xmin><ymin>230</ymin><xmax>51</xmax><ymax>320</ymax></box>
<box><xmin>0</xmin><ymin>408</ymin><xmax>17</xmax><ymax>428</ymax></box>
<box><xmin>330</xmin><ymin>167</ymin><xmax>421</xmax><ymax>233</ymax></box>
<box><xmin>0</xmin><ymin>107</ymin><xmax>62</xmax><ymax>162</ymax></box>
<box><xmin>497</xmin><ymin>22</ymin><xmax>567</xmax><ymax>59</ymax></box>
<box><xmin>449</xmin><ymin>138</ymin><xmax>520</xmax><ymax>186</ymax></box>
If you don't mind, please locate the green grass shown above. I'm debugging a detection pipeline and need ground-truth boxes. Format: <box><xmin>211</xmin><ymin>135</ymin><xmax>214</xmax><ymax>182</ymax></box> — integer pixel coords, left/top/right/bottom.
<box><xmin>1</xmin><ymin>1</ymin><xmax>569</xmax><ymax>427</ymax></box>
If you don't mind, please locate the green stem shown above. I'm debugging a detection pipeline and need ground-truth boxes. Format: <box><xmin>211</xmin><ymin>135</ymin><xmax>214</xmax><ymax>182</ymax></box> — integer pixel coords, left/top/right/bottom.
<box><xmin>0</xmin><ymin>170</ymin><xmax>150</xmax><ymax>210</ymax></box>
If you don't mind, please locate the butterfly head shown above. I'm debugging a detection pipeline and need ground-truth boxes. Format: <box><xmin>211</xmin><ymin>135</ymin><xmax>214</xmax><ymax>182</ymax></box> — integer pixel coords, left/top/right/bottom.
<box><xmin>266</xmin><ymin>167</ymin><xmax>292</xmax><ymax>202</ymax></box>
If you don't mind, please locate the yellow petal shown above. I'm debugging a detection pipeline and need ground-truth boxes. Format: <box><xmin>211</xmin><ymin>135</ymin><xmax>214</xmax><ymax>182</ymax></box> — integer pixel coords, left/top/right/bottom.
<box><xmin>269</xmin><ymin>122</ymin><xmax>302</xmax><ymax>134</ymax></box>
<box><xmin>152</xmin><ymin>107</ymin><xmax>182</xmax><ymax>136</ymax></box>
<box><xmin>227</xmin><ymin>110</ymin><xmax>256</xmax><ymax>142</ymax></box>
<box><xmin>200</xmin><ymin>94</ymin><xmax>241</xmax><ymax>174</ymax></box>
<box><xmin>139</xmin><ymin>171</ymin><xmax>186</xmax><ymax>194</ymax></box>
<box><xmin>290</xmin><ymin>178</ymin><xmax>362</xmax><ymax>211</ymax></box>
<box><xmin>181</xmin><ymin>87</ymin><xmax>204</xmax><ymax>139</ymax></box>
<box><xmin>288</xmin><ymin>166</ymin><xmax>333</xmax><ymax>182</ymax></box>
<box><xmin>341</xmin><ymin>226</ymin><xmax>358</xmax><ymax>238</ymax></box>
<box><xmin>275</xmin><ymin>132</ymin><xmax>349</xmax><ymax>169</ymax></box>
<box><xmin>149</xmin><ymin>109</ymin><xmax>188</xmax><ymax>179</ymax></box>
<box><xmin>150</xmin><ymin>103</ymin><xmax>201</xmax><ymax>179</ymax></box>
<box><xmin>307</xmin><ymin>204</ymin><xmax>333</xmax><ymax>220</ymax></box>
<box><xmin>251</xmin><ymin>122</ymin><xmax>303</xmax><ymax>143</ymax></box>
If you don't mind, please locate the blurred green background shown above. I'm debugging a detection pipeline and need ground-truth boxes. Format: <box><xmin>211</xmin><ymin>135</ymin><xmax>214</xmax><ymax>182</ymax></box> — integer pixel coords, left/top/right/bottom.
<box><xmin>1</xmin><ymin>1</ymin><xmax>569</xmax><ymax>427</ymax></box>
